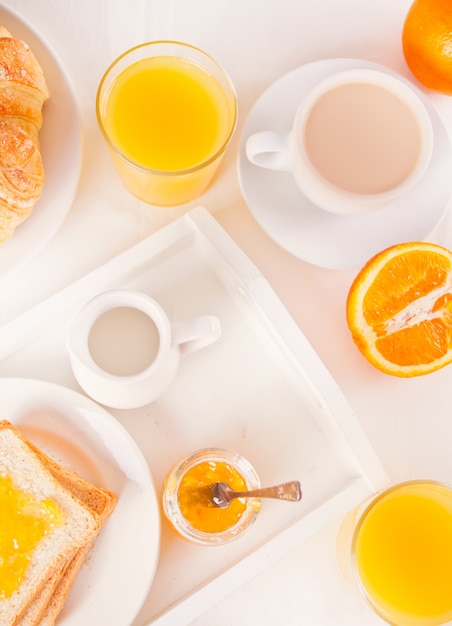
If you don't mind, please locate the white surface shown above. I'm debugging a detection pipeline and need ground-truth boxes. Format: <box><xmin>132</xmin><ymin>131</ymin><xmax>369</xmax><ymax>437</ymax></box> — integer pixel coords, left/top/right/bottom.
<box><xmin>1</xmin><ymin>1</ymin><xmax>452</xmax><ymax>625</ymax></box>
<box><xmin>0</xmin><ymin>3</ymin><xmax>82</xmax><ymax>279</ymax></box>
<box><xmin>0</xmin><ymin>208</ymin><xmax>389</xmax><ymax>625</ymax></box>
<box><xmin>239</xmin><ymin>58</ymin><xmax>452</xmax><ymax>269</ymax></box>
<box><xmin>0</xmin><ymin>378</ymin><xmax>159</xmax><ymax>626</ymax></box>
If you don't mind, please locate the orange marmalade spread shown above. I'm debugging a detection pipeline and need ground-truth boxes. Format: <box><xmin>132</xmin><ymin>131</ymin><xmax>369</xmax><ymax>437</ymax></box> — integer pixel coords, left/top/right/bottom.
<box><xmin>177</xmin><ymin>460</ymin><xmax>248</xmax><ymax>533</ymax></box>
<box><xmin>0</xmin><ymin>474</ymin><xmax>65</xmax><ymax>599</ymax></box>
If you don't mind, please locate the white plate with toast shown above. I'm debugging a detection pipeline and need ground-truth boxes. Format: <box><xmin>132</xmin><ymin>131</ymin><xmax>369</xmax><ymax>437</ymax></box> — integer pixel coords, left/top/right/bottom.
<box><xmin>0</xmin><ymin>3</ymin><xmax>82</xmax><ymax>279</ymax></box>
<box><xmin>0</xmin><ymin>378</ymin><xmax>160</xmax><ymax>626</ymax></box>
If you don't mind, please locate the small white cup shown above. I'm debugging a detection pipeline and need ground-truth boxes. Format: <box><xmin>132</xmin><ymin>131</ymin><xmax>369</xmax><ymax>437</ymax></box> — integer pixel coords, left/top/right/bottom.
<box><xmin>246</xmin><ymin>69</ymin><xmax>433</xmax><ymax>216</ymax></box>
<box><xmin>67</xmin><ymin>289</ymin><xmax>221</xmax><ymax>409</ymax></box>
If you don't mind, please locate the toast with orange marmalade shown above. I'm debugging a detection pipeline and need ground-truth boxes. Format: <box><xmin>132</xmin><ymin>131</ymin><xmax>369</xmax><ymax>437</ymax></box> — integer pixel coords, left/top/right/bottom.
<box><xmin>0</xmin><ymin>420</ymin><xmax>117</xmax><ymax>626</ymax></box>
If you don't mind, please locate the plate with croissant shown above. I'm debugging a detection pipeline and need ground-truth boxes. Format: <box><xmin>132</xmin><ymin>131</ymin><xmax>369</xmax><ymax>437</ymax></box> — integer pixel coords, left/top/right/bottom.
<box><xmin>0</xmin><ymin>3</ymin><xmax>81</xmax><ymax>278</ymax></box>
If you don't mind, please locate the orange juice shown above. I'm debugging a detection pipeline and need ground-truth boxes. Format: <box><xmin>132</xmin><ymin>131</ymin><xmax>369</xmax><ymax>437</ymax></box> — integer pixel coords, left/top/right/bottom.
<box><xmin>353</xmin><ymin>482</ymin><xmax>452</xmax><ymax>625</ymax></box>
<box><xmin>97</xmin><ymin>42</ymin><xmax>237</xmax><ymax>205</ymax></box>
<box><xmin>104</xmin><ymin>56</ymin><xmax>233</xmax><ymax>171</ymax></box>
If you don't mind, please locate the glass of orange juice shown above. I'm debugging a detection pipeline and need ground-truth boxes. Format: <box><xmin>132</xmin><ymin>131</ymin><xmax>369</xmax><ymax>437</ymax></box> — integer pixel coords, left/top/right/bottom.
<box><xmin>96</xmin><ymin>41</ymin><xmax>237</xmax><ymax>206</ymax></box>
<box><xmin>348</xmin><ymin>481</ymin><xmax>452</xmax><ymax>626</ymax></box>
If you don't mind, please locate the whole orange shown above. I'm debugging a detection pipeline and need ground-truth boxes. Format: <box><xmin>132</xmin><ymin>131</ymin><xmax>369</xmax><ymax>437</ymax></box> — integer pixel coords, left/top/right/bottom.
<box><xmin>402</xmin><ymin>0</ymin><xmax>452</xmax><ymax>94</ymax></box>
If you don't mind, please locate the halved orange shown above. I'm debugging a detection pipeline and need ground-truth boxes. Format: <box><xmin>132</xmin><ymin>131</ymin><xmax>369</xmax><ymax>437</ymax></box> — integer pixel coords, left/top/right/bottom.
<box><xmin>346</xmin><ymin>242</ymin><xmax>452</xmax><ymax>377</ymax></box>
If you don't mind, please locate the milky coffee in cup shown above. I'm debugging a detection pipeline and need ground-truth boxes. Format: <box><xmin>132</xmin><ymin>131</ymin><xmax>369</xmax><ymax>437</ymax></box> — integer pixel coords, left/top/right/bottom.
<box><xmin>246</xmin><ymin>68</ymin><xmax>433</xmax><ymax>216</ymax></box>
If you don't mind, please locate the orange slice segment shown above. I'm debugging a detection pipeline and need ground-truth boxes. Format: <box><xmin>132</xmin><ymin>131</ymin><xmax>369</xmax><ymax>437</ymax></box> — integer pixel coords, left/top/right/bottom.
<box><xmin>346</xmin><ymin>242</ymin><xmax>452</xmax><ymax>377</ymax></box>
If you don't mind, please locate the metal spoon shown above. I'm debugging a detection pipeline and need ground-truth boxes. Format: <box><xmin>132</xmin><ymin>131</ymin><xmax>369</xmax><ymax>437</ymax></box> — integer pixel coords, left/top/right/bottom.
<box><xmin>203</xmin><ymin>480</ymin><xmax>302</xmax><ymax>509</ymax></box>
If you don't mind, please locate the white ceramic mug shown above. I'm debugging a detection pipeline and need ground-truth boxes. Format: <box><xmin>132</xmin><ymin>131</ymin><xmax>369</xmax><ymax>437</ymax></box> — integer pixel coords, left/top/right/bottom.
<box><xmin>246</xmin><ymin>68</ymin><xmax>433</xmax><ymax>216</ymax></box>
<box><xmin>67</xmin><ymin>289</ymin><xmax>221</xmax><ymax>409</ymax></box>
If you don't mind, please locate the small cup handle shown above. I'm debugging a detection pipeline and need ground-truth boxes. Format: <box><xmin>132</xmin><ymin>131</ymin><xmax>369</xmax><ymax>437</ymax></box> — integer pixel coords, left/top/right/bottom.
<box><xmin>246</xmin><ymin>131</ymin><xmax>292</xmax><ymax>172</ymax></box>
<box><xmin>171</xmin><ymin>315</ymin><xmax>221</xmax><ymax>355</ymax></box>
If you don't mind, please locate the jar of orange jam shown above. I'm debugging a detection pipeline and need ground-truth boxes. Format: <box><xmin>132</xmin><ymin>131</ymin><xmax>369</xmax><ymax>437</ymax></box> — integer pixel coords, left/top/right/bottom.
<box><xmin>162</xmin><ymin>448</ymin><xmax>261</xmax><ymax>545</ymax></box>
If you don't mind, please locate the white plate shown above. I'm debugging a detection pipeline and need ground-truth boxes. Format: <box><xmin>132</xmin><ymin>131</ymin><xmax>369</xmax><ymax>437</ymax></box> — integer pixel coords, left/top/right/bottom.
<box><xmin>0</xmin><ymin>378</ymin><xmax>160</xmax><ymax>626</ymax></box>
<box><xmin>238</xmin><ymin>58</ymin><xmax>452</xmax><ymax>270</ymax></box>
<box><xmin>0</xmin><ymin>3</ymin><xmax>82</xmax><ymax>279</ymax></box>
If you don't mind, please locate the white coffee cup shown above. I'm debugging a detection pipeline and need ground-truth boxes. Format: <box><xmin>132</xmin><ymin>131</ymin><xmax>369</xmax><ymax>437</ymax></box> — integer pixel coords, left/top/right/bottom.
<box><xmin>246</xmin><ymin>69</ymin><xmax>434</xmax><ymax>216</ymax></box>
<box><xmin>67</xmin><ymin>289</ymin><xmax>221</xmax><ymax>409</ymax></box>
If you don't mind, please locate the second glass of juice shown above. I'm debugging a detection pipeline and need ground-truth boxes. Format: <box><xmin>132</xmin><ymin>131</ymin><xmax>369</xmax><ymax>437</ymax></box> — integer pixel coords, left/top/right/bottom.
<box><xmin>96</xmin><ymin>41</ymin><xmax>237</xmax><ymax>206</ymax></box>
<box><xmin>349</xmin><ymin>481</ymin><xmax>452</xmax><ymax>626</ymax></box>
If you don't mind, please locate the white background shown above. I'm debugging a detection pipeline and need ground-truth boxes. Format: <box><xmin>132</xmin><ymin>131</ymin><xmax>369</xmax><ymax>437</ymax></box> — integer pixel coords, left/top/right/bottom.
<box><xmin>2</xmin><ymin>1</ymin><xmax>452</xmax><ymax>624</ymax></box>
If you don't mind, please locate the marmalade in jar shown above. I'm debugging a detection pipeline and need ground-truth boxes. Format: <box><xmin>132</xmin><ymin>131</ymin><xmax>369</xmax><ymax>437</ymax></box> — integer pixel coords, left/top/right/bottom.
<box><xmin>163</xmin><ymin>448</ymin><xmax>261</xmax><ymax>545</ymax></box>
<box><xmin>177</xmin><ymin>460</ymin><xmax>247</xmax><ymax>533</ymax></box>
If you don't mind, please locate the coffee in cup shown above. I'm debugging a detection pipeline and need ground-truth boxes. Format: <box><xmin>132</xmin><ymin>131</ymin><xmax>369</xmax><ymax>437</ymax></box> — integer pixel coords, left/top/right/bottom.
<box><xmin>246</xmin><ymin>68</ymin><xmax>433</xmax><ymax>216</ymax></box>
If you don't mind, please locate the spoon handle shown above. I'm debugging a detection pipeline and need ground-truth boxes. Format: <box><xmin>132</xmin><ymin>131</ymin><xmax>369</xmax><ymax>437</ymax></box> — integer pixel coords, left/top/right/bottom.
<box><xmin>233</xmin><ymin>480</ymin><xmax>302</xmax><ymax>502</ymax></box>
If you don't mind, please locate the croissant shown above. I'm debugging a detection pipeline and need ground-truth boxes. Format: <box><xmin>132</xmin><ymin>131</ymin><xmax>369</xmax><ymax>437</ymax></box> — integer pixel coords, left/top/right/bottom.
<box><xmin>0</xmin><ymin>26</ymin><xmax>49</xmax><ymax>244</ymax></box>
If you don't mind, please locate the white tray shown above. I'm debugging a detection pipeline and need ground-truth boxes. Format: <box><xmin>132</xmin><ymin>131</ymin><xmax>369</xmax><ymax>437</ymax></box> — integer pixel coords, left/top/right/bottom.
<box><xmin>0</xmin><ymin>207</ymin><xmax>389</xmax><ymax>625</ymax></box>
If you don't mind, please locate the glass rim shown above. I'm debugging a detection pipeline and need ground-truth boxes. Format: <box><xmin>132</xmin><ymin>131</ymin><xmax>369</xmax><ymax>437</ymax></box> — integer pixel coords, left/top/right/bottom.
<box><xmin>95</xmin><ymin>40</ymin><xmax>238</xmax><ymax>177</ymax></box>
<box><xmin>351</xmin><ymin>479</ymin><xmax>452</xmax><ymax>626</ymax></box>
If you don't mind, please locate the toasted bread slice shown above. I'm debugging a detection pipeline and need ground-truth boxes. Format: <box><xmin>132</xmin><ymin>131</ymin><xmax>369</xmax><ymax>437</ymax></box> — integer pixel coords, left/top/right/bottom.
<box><xmin>0</xmin><ymin>421</ymin><xmax>103</xmax><ymax>625</ymax></box>
<box><xmin>16</xmin><ymin>439</ymin><xmax>117</xmax><ymax>626</ymax></box>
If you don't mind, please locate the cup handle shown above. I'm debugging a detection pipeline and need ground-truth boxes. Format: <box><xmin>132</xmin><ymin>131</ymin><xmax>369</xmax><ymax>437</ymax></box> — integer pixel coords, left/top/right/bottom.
<box><xmin>246</xmin><ymin>131</ymin><xmax>291</xmax><ymax>172</ymax></box>
<box><xmin>171</xmin><ymin>315</ymin><xmax>221</xmax><ymax>355</ymax></box>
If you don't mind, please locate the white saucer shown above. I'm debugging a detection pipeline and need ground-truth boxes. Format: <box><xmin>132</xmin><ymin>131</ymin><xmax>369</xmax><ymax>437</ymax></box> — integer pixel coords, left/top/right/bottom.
<box><xmin>238</xmin><ymin>58</ymin><xmax>452</xmax><ymax>270</ymax></box>
<box><xmin>0</xmin><ymin>3</ymin><xmax>82</xmax><ymax>279</ymax></box>
<box><xmin>0</xmin><ymin>378</ymin><xmax>160</xmax><ymax>626</ymax></box>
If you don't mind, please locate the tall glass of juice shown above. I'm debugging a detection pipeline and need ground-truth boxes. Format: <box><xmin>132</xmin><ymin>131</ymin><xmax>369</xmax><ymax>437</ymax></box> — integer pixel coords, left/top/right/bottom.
<box><xmin>96</xmin><ymin>41</ymin><xmax>237</xmax><ymax>206</ymax></box>
<box><xmin>350</xmin><ymin>481</ymin><xmax>452</xmax><ymax>626</ymax></box>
